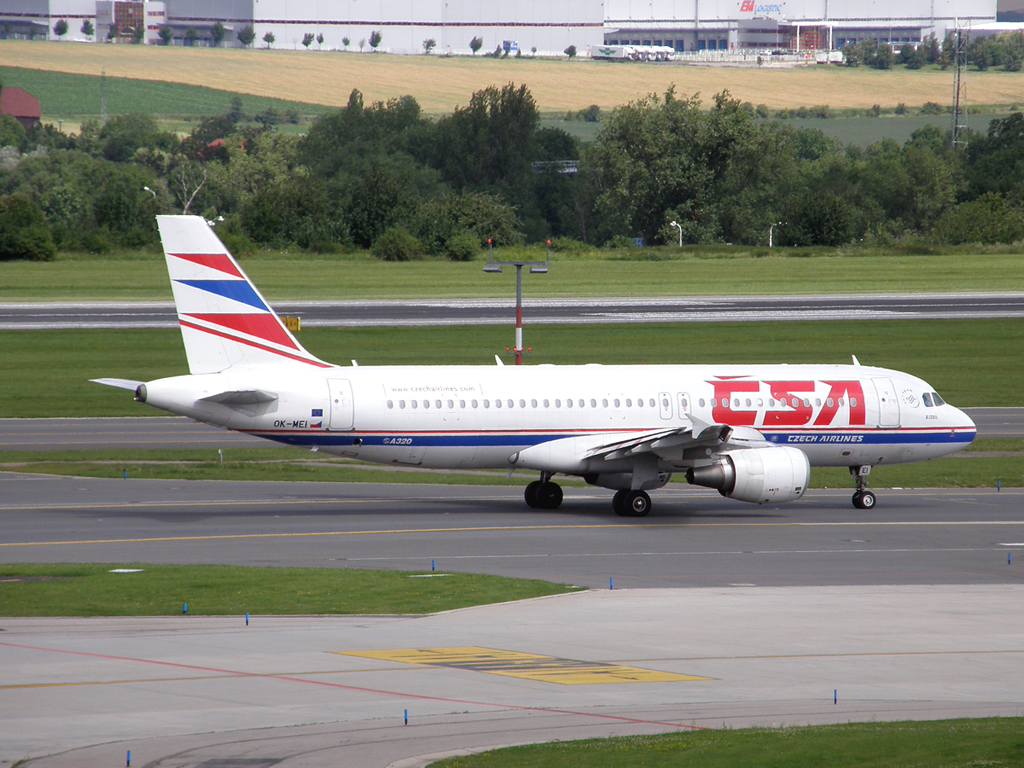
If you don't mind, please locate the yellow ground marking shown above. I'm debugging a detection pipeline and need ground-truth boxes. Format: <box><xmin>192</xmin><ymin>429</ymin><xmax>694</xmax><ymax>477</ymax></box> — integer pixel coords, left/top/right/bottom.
<box><xmin>338</xmin><ymin>646</ymin><xmax>708</xmax><ymax>685</ymax></box>
<box><xmin>2</xmin><ymin>40</ymin><xmax>1024</xmax><ymax>113</ymax></box>
<box><xmin>2</xmin><ymin>517</ymin><xmax>1023</xmax><ymax>548</ymax></box>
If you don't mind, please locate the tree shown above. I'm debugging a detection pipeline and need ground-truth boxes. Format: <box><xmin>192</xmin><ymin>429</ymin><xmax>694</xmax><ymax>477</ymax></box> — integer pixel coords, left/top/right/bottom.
<box><xmin>211</xmin><ymin>21</ymin><xmax>225</xmax><ymax>47</ymax></box>
<box><xmin>564</xmin><ymin>44</ymin><xmax>577</xmax><ymax>59</ymax></box>
<box><xmin>470</xmin><ymin>36</ymin><xmax>483</xmax><ymax>55</ymax></box>
<box><xmin>342</xmin><ymin>36</ymin><xmax>350</xmax><ymax>50</ymax></box>
<box><xmin>263</xmin><ymin>31</ymin><xmax>275</xmax><ymax>48</ymax></box>
<box><xmin>237</xmin><ymin>24</ymin><xmax>255</xmax><ymax>48</ymax></box>
<box><xmin>0</xmin><ymin>194</ymin><xmax>56</xmax><ymax>261</ymax></box>
<box><xmin>158</xmin><ymin>25</ymin><xmax>172</xmax><ymax>45</ymax></box>
<box><xmin>132</xmin><ymin>24</ymin><xmax>144</xmax><ymax>44</ymax></box>
<box><xmin>80</xmin><ymin>19</ymin><xmax>94</xmax><ymax>40</ymax></box>
<box><xmin>423</xmin><ymin>38</ymin><xmax>436</xmax><ymax>54</ymax></box>
<box><xmin>184</xmin><ymin>27</ymin><xmax>198</xmax><ymax>47</ymax></box>
<box><xmin>359</xmin><ymin>38</ymin><xmax>366</xmax><ymax>52</ymax></box>
<box><xmin>53</xmin><ymin>19</ymin><xmax>68</xmax><ymax>40</ymax></box>
<box><xmin>302</xmin><ymin>32</ymin><xmax>315</xmax><ymax>48</ymax></box>
<box><xmin>316</xmin><ymin>32</ymin><xmax>324</xmax><ymax>49</ymax></box>
<box><xmin>369</xmin><ymin>30</ymin><xmax>382</xmax><ymax>50</ymax></box>
<box><xmin>107</xmin><ymin>22</ymin><xmax>118</xmax><ymax>41</ymax></box>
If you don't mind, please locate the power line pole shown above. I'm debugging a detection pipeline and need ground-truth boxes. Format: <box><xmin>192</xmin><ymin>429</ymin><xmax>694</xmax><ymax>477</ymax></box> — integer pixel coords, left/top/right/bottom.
<box><xmin>951</xmin><ymin>19</ymin><xmax>969</xmax><ymax>151</ymax></box>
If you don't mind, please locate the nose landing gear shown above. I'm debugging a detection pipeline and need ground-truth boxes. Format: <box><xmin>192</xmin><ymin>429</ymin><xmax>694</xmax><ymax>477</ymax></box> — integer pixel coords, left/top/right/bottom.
<box><xmin>524</xmin><ymin>474</ymin><xmax>563</xmax><ymax>510</ymax></box>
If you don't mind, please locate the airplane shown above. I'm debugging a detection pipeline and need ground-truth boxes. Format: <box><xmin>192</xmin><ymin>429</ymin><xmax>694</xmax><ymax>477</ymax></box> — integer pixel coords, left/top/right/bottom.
<box><xmin>94</xmin><ymin>215</ymin><xmax>976</xmax><ymax>517</ymax></box>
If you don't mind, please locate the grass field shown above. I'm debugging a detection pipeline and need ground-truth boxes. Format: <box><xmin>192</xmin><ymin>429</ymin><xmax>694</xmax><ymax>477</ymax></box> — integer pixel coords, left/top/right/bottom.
<box><xmin>427</xmin><ymin>719</ymin><xmax>1024</xmax><ymax>768</ymax></box>
<box><xmin>1</xmin><ymin>319</ymin><xmax>1020</xmax><ymax>420</ymax></box>
<box><xmin>2</xmin><ymin>40</ymin><xmax>1023</xmax><ymax>114</ymax></box>
<box><xmin>0</xmin><ymin>563</ymin><xmax>579</xmax><ymax>616</ymax></box>
<box><xmin>1</xmin><ymin>440</ymin><xmax>1020</xmax><ymax>488</ymax></box>
<box><xmin>3</xmin><ymin>248</ymin><xmax>1024</xmax><ymax>301</ymax></box>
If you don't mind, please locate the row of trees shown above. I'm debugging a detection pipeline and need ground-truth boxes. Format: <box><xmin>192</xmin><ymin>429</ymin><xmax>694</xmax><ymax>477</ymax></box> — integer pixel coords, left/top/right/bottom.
<box><xmin>1</xmin><ymin>81</ymin><xmax>1024</xmax><ymax>260</ymax></box>
<box><xmin>843</xmin><ymin>31</ymin><xmax>1024</xmax><ymax>72</ymax></box>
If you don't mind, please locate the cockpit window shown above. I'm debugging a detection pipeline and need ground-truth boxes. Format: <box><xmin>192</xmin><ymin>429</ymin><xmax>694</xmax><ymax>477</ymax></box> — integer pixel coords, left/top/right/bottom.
<box><xmin>932</xmin><ymin>392</ymin><xmax>945</xmax><ymax>406</ymax></box>
<box><xmin>922</xmin><ymin>392</ymin><xmax>934</xmax><ymax>407</ymax></box>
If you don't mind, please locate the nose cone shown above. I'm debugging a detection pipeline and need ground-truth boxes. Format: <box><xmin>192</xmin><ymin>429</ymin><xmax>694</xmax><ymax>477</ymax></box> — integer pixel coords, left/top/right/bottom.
<box><xmin>950</xmin><ymin>405</ymin><xmax>977</xmax><ymax>447</ymax></box>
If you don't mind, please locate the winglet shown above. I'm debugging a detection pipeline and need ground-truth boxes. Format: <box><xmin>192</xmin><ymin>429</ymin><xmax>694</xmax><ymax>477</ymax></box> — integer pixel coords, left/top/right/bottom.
<box><xmin>851</xmin><ymin>354</ymin><xmax>861</xmax><ymax>366</ymax></box>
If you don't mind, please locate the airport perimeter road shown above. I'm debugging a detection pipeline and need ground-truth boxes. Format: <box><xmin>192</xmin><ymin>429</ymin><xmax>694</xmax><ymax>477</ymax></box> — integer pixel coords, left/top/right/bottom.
<box><xmin>3</xmin><ymin>472</ymin><xmax>1023</xmax><ymax>589</ymax></box>
<box><xmin>2</xmin><ymin>408</ymin><xmax>1021</xmax><ymax>451</ymax></box>
<box><xmin>3</xmin><ymin>292</ymin><xmax>1024</xmax><ymax>329</ymax></box>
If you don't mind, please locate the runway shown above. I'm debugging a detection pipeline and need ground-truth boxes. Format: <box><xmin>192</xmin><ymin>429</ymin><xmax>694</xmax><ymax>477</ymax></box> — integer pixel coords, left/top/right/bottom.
<box><xmin>3</xmin><ymin>469</ymin><xmax>1023</xmax><ymax>766</ymax></box>
<box><xmin>3</xmin><ymin>292</ymin><xmax>1024</xmax><ymax>329</ymax></box>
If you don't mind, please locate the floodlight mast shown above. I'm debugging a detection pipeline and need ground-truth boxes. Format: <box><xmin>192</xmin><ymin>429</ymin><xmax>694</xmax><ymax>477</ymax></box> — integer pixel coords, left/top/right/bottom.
<box><xmin>483</xmin><ymin>238</ymin><xmax>550</xmax><ymax>365</ymax></box>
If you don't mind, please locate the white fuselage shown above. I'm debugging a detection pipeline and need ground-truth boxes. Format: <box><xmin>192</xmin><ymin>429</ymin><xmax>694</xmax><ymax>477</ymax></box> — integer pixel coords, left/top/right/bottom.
<box><xmin>141</xmin><ymin>362</ymin><xmax>976</xmax><ymax>475</ymax></box>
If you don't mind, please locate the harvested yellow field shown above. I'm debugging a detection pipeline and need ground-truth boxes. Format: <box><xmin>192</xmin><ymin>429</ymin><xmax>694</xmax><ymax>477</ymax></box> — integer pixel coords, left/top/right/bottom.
<box><xmin>1</xmin><ymin>39</ymin><xmax>1022</xmax><ymax>113</ymax></box>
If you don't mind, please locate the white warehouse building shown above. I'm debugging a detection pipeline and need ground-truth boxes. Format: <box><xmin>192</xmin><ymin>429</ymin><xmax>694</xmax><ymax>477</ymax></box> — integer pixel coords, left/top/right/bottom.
<box><xmin>0</xmin><ymin>0</ymin><xmax>998</xmax><ymax>51</ymax></box>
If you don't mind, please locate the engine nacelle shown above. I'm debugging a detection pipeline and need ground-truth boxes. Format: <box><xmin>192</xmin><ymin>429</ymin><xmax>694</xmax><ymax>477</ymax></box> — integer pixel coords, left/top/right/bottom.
<box><xmin>685</xmin><ymin>446</ymin><xmax>809</xmax><ymax>504</ymax></box>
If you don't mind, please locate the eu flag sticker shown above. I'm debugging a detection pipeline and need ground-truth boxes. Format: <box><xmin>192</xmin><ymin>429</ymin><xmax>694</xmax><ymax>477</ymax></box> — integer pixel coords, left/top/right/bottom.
<box><xmin>311</xmin><ymin>408</ymin><xmax>323</xmax><ymax>417</ymax></box>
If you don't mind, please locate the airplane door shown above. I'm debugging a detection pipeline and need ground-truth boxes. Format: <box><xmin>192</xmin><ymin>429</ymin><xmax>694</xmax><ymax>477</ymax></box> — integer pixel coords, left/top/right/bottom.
<box><xmin>676</xmin><ymin>392</ymin><xmax>691</xmax><ymax>419</ymax></box>
<box><xmin>327</xmin><ymin>379</ymin><xmax>354</xmax><ymax>431</ymax></box>
<box><xmin>659</xmin><ymin>391</ymin><xmax>673</xmax><ymax>420</ymax></box>
<box><xmin>872</xmin><ymin>377</ymin><xmax>900</xmax><ymax>428</ymax></box>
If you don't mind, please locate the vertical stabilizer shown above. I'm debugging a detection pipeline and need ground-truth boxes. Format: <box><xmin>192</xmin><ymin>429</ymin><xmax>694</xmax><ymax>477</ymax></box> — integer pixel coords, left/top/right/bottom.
<box><xmin>156</xmin><ymin>215</ymin><xmax>329</xmax><ymax>374</ymax></box>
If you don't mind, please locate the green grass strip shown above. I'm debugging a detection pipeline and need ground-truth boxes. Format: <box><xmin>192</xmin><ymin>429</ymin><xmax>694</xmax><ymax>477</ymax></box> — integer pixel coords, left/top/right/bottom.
<box><xmin>428</xmin><ymin>718</ymin><xmax>1024</xmax><ymax>768</ymax></box>
<box><xmin>0</xmin><ymin>563</ymin><xmax>580</xmax><ymax>617</ymax></box>
<box><xmin>0</xmin><ymin>319</ymin><xmax>1019</xmax><ymax>419</ymax></box>
<box><xmin>0</xmin><ymin>65</ymin><xmax>330</xmax><ymax>118</ymax></box>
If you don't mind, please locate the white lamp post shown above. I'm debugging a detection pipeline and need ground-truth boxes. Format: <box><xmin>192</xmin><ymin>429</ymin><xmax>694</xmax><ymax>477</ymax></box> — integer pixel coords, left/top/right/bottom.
<box><xmin>769</xmin><ymin>221</ymin><xmax>783</xmax><ymax>248</ymax></box>
<box><xmin>669</xmin><ymin>220</ymin><xmax>682</xmax><ymax>247</ymax></box>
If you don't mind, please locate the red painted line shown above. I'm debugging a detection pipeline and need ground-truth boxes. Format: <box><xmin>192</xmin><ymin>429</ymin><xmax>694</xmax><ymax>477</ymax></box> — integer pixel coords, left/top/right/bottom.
<box><xmin>179</xmin><ymin>320</ymin><xmax>331</xmax><ymax>368</ymax></box>
<box><xmin>0</xmin><ymin>641</ymin><xmax>700</xmax><ymax>730</ymax></box>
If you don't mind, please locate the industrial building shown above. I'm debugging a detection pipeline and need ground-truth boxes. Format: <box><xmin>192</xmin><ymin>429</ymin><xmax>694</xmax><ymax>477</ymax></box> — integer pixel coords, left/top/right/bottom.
<box><xmin>0</xmin><ymin>0</ymin><xmax>999</xmax><ymax>53</ymax></box>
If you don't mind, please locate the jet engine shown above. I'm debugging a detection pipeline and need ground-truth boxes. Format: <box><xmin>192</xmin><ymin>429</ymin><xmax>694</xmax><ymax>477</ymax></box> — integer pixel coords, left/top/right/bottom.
<box><xmin>685</xmin><ymin>446</ymin><xmax>809</xmax><ymax>504</ymax></box>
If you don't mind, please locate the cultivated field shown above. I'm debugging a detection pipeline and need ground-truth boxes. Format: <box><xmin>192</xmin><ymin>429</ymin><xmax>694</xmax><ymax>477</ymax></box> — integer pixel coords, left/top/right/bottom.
<box><xmin>2</xmin><ymin>39</ymin><xmax>1023</xmax><ymax>113</ymax></box>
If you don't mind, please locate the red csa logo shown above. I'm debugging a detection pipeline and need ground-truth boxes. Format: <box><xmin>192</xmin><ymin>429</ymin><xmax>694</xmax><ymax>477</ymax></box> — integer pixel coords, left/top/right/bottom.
<box><xmin>709</xmin><ymin>379</ymin><xmax>866</xmax><ymax>427</ymax></box>
<box><xmin>740</xmin><ymin>0</ymin><xmax>755</xmax><ymax>11</ymax></box>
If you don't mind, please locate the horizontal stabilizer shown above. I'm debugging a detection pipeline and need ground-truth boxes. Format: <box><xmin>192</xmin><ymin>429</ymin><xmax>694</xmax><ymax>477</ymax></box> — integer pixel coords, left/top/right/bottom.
<box><xmin>91</xmin><ymin>378</ymin><xmax>144</xmax><ymax>391</ymax></box>
<box><xmin>199</xmin><ymin>388</ymin><xmax>278</xmax><ymax>416</ymax></box>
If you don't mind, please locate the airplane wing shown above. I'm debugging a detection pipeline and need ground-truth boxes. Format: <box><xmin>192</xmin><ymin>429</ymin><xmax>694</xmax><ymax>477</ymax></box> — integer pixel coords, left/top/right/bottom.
<box><xmin>91</xmin><ymin>378</ymin><xmax>145</xmax><ymax>391</ymax></box>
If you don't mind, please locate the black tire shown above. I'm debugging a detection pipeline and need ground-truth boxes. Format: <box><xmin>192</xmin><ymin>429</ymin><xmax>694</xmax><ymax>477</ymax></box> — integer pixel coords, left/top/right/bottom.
<box><xmin>625</xmin><ymin>490</ymin><xmax>651</xmax><ymax>517</ymax></box>
<box><xmin>612</xmin><ymin>489</ymin><xmax>629</xmax><ymax>516</ymax></box>
<box><xmin>537</xmin><ymin>482</ymin><xmax>563</xmax><ymax>510</ymax></box>
<box><xmin>852</xmin><ymin>491</ymin><xmax>864</xmax><ymax>509</ymax></box>
<box><xmin>859</xmin><ymin>490</ymin><xmax>876</xmax><ymax>509</ymax></box>
<box><xmin>524</xmin><ymin>480</ymin><xmax>543</xmax><ymax>508</ymax></box>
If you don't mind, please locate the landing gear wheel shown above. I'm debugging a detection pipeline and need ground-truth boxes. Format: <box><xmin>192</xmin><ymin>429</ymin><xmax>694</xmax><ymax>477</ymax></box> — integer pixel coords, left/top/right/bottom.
<box><xmin>852</xmin><ymin>490</ymin><xmax>876</xmax><ymax>510</ymax></box>
<box><xmin>624</xmin><ymin>490</ymin><xmax>652</xmax><ymax>518</ymax></box>
<box><xmin>524</xmin><ymin>481</ymin><xmax>543</xmax><ymax>509</ymax></box>
<box><xmin>536</xmin><ymin>482</ymin><xmax>563</xmax><ymax>510</ymax></box>
<box><xmin>612</xmin><ymin>489</ymin><xmax>629</xmax><ymax>517</ymax></box>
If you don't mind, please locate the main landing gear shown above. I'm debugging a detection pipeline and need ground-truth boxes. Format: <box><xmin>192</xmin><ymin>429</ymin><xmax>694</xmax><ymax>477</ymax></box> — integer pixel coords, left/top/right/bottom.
<box><xmin>612</xmin><ymin>489</ymin><xmax>652</xmax><ymax>518</ymax></box>
<box><xmin>850</xmin><ymin>465</ymin><xmax>876</xmax><ymax>510</ymax></box>
<box><xmin>524</xmin><ymin>474</ymin><xmax>563</xmax><ymax>510</ymax></box>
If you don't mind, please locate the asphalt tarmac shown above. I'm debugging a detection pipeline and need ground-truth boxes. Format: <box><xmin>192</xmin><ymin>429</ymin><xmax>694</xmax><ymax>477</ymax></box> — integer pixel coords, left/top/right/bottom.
<box><xmin>3</xmin><ymin>292</ymin><xmax>1024</xmax><ymax>329</ymax></box>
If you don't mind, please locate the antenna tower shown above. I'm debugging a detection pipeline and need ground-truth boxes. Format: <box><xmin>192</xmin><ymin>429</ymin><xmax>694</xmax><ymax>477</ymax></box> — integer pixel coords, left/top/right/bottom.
<box><xmin>951</xmin><ymin>19</ymin><xmax>969</xmax><ymax>150</ymax></box>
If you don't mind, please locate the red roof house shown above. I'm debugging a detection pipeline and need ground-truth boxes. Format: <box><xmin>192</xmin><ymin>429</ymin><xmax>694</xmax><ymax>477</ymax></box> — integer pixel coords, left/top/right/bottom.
<box><xmin>0</xmin><ymin>87</ymin><xmax>41</xmax><ymax>130</ymax></box>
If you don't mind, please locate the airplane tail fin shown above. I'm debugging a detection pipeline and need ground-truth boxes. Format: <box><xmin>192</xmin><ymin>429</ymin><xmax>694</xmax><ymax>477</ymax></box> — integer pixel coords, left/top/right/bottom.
<box><xmin>156</xmin><ymin>215</ymin><xmax>330</xmax><ymax>374</ymax></box>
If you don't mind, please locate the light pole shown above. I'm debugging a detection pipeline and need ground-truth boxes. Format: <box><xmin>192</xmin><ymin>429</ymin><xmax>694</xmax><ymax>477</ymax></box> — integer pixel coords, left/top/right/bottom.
<box><xmin>769</xmin><ymin>221</ymin><xmax>783</xmax><ymax>248</ymax></box>
<box><xmin>669</xmin><ymin>220</ymin><xmax>682</xmax><ymax>247</ymax></box>
<box><xmin>483</xmin><ymin>238</ymin><xmax>549</xmax><ymax>366</ymax></box>
<box><xmin>143</xmin><ymin>186</ymin><xmax>156</xmax><ymax>198</ymax></box>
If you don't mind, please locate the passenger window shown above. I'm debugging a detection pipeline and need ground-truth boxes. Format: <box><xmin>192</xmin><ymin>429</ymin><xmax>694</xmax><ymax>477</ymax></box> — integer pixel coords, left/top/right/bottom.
<box><xmin>850</xmin><ymin>398</ymin><xmax>857</xmax><ymax>408</ymax></box>
<box><xmin>932</xmin><ymin>392</ymin><xmax>945</xmax><ymax>406</ymax></box>
<box><xmin>399</xmin><ymin>400</ymin><xmax>406</xmax><ymax>409</ymax></box>
<box><xmin>411</xmin><ymin>400</ymin><xmax>418</xmax><ymax>409</ymax></box>
<box><xmin>826</xmin><ymin>398</ymin><xmax>834</xmax><ymax>408</ymax></box>
<box><xmin>710</xmin><ymin>398</ymin><xmax>717</xmax><ymax>407</ymax></box>
<box><xmin>649</xmin><ymin>398</ymin><xmax>656</xmax><ymax>407</ymax></box>
<box><xmin>543</xmin><ymin>399</ymin><xmax>550</xmax><ymax>407</ymax></box>
<box><xmin>698</xmin><ymin>398</ymin><xmax>705</xmax><ymax>407</ymax></box>
<box><xmin>423</xmin><ymin>400</ymin><xmax>430</xmax><ymax>409</ymax></box>
<box><xmin>436</xmin><ymin>400</ymin><xmax>443</xmax><ymax>409</ymax></box>
<box><xmin>483</xmin><ymin>399</ymin><xmax>490</xmax><ymax>408</ymax></box>
<box><xmin>803</xmin><ymin>399</ymin><xmax>810</xmax><ymax>408</ymax></box>
<box><xmin>471</xmin><ymin>399</ymin><xmax>478</xmax><ymax>408</ymax></box>
<box><xmin>839</xmin><ymin>398</ymin><xmax>845</xmax><ymax>406</ymax></box>
<box><xmin>567</xmin><ymin>399</ymin><xmax>573</xmax><ymax>408</ymax></box>
<box><xmin>768</xmin><ymin>398</ymin><xmax>775</xmax><ymax>407</ymax></box>
<box><xmin>922</xmin><ymin>392</ymin><xmax>934</xmax><ymax>407</ymax></box>
<box><xmin>447</xmin><ymin>400</ymin><xmax>454</xmax><ymax>409</ymax></box>
<box><xmin>722</xmin><ymin>399</ymin><xmax>729</xmax><ymax>410</ymax></box>
<box><xmin>638</xmin><ymin>398</ymin><xmax>644</xmax><ymax>408</ymax></box>
<box><xmin>733</xmin><ymin>398</ymin><xmax>740</xmax><ymax>408</ymax></box>
<box><xmin>757</xmin><ymin>398</ymin><xmax>763</xmax><ymax>407</ymax></box>
<box><xmin>815</xmin><ymin>398</ymin><xmax>821</xmax><ymax>407</ymax></box>
<box><xmin>745</xmin><ymin>398</ymin><xmax>751</xmax><ymax>408</ymax></box>
<box><xmin>555</xmin><ymin>399</ymin><xmax>561</xmax><ymax>407</ymax></box>
<box><xmin>591</xmin><ymin>399</ymin><xmax>597</xmax><ymax>408</ymax></box>
<box><xmin>626</xmin><ymin>399</ymin><xmax>632</xmax><ymax>407</ymax></box>
<box><xmin>615</xmin><ymin>398</ymin><xmax>621</xmax><ymax>407</ymax></box>
<box><xmin>508</xmin><ymin>399</ymin><xmax>514</xmax><ymax>408</ymax></box>
<box><xmin>387</xmin><ymin>400</ymin><xmax>394</xmax><ymax>409</ymax></box>
<box><xmin>603</xmin><ymin>398</ymin><xmax>609</xmax><ymax>407</ymax></box>
<box><xmin>460</xmin><ymin>400</ymin><xmax>466</xmax><ymax>408</ymax></box>
<box><xmin>495</xmin><ymin>399</ymin><xmax>502</xmax><ymax>408</ymax></box>
<box><xmin>531</xmin><ymin>399</ymin><xmax>538</xmax><ymax>408</ymax></box>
